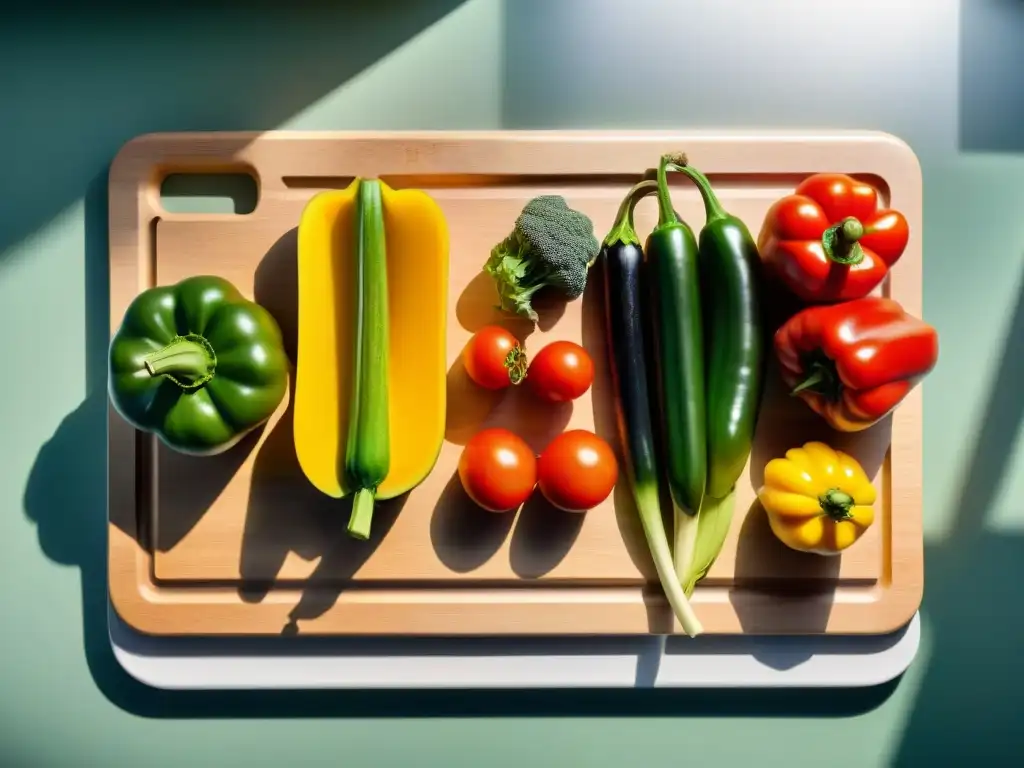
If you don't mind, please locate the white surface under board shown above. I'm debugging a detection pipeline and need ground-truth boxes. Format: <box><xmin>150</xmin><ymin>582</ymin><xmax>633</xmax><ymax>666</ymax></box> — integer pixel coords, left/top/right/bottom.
<box><xmin>109</xmin><ymin>606</ymin><xmax>920</xmax><ymax>690</ymax></box>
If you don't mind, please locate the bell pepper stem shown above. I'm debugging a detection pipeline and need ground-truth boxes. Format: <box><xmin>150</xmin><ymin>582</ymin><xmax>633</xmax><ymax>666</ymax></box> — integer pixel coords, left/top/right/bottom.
<box><xmin>603</xmin><ymin>179</ymin><xmax>660</xmax><ymax>248</ymax></box>
<box><xmin>790</xmin><ymin>368</ymin><xmax>827</xmax><ymax>394</ymax></box>
<box><xmin>822</xmin><ymin>216</ymin><xmax>866</xmax><ymax>265</ymax></box>
<box><xmin>141</xmin><ymin>333</ymin><xmax>216</xmax><ymax>389</ymax></box>
<box><xmin>819</xmin><ymin>488</ymin><xmax>855</xmax><ymax>521</ymax></box>
<box><xmin>790</xmin><ymin>354</ymin><xmax>843</xmax><ymax>402</ymax></box>
<box><xmin>348</xmin><ymin>487</ymin><xmax>376</xmax><ymax>540</ymax></box>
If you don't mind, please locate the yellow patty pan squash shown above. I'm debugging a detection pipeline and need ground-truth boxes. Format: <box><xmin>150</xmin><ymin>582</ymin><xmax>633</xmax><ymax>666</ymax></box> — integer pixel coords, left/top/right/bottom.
<box><xmin>756</xmin><ymin>441</ymin><xmax>876</xmax><ymax>556</ymax></box>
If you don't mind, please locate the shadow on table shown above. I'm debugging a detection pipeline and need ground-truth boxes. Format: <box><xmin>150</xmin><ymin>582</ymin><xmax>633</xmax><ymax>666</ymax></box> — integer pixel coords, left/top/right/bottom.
<box><xmin>893</xmin><ymin>534</ymin><xmax>1024</xmax><ymax>765</ymax></box>
<box><xmin>894</xmin><ymin>4</ymin><xmax>1024</xmax><ymax>758</ymax></box>
<box><xmin>958</xmin><ymin>0</ymin><xmax>1024</xmax><ymax>153</ymax></box>
<box><xmin>0</xmin><ymin>0</ymin><xmax>470</xmax><ymax>257</ymax></box>
<box><xmin>889</xmin><ymin>255</ymin><xmax>1024</xmax><ymax>759</ymax></box>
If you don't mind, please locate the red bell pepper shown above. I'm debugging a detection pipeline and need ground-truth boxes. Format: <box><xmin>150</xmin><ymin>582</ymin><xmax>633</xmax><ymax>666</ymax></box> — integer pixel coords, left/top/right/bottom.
<box><xmin>757</xmin><ymin>173</ymin><xmax>910</xmax><ymax>303</ymax></box>
<box><xmin>774</xmin><ymin>297</ymin><xmax>938</xmax><ymax>432</ymax></box>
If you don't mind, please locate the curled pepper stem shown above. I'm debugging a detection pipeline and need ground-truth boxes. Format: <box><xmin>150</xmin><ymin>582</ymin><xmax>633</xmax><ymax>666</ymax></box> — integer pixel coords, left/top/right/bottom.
<box><xmin>655</xmin><ymin>152</ymin><xmax>688</xmax><ymax>227</ymax></box>
<box><xmin>603</xmin><ymin>179</ymin><xmax>660</xmax><ymax>248</ymax></box>
<box><xmin>663</xmin><ymin>157</ymin><xmax>728</xmax><ymax>225</ymax></box>
<box><xmin>142</xmin><ymin>333</ymin><xmax>216</xmax><ymax>389</ymax></box>
<box><xmin>822</xmin><ymin>216</ymin><xmax>866</xmax><ymax>265</ymax></box>
<box><xmin>819</xmin><ymin>488</ymin><xmax>855</xmax><ymax>521</ymax></box>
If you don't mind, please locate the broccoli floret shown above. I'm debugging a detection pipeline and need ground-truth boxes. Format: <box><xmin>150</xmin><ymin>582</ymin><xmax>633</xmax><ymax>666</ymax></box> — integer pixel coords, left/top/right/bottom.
<box><xmin>484</xmin><ymin>195</ymin><xmax>600</xmax><ymax>322</ymax></box>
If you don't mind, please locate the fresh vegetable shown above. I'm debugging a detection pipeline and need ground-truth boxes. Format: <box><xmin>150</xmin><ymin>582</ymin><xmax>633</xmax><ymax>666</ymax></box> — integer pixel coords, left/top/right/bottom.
<box><xmin>757</xmin><ymin>172</ymin><xmax>910</xmax><ymax>303</ymax></box>
<box><xmin>463</xmin><ymin>325</ymin><xmax>528</xmax><ymax>389</ymax></box>
<box><xmin>775</xmin><ymin>296</ymin><xmax>939</xmax><ymax>432</ymax></box>
<box><xmin>108</xmin><ymin>274</ymin><xmax>289</xmax><ymax>456</ymax></box>
<box><xmin>668</xmin><ymin>154</ymin><xmax>766</xmax><ymax>501</ymax></box>
<box><xmin>342</xmin><ymin>179</ymin><xmax>391</xmax><ymax>540</ymax></box>
<box><xmin>757</xmin><ymin>441</ymin><xmax>876</xmax><ymax>555</ymax></box>
<box><xmin>527</xmin><ymin>340</ymin><xmax>594</xmax><ymax>403</ymax></box>
<box><xmin>598</xmin><ymin>178</ymin><xmax>703</xmax><ymax>637</ymax></box>
<box><xmin>537</xmin><ymin>429</ymin><xmax>618</xmax><ymax>512</ymax></box>
<box><xmin>484</xmin><ymin>194</ymin><xmax>601</xmax><ymax>322</ymax></box>
<box><xmin>643</xmin><ymin>155</ymin><xmax>707</xmax><ymax>587</ymax></box>
<box><xmin>458</xmin><ymin>428</ymin><xmax>537</xmax><ymax>513</ymax></box>
<box><xmin>294</xmin><ymin>178</ymin><xmax>449</xmax><ymax>539</ymax></box>
<box><xmin>646</xmin><ymin>155</ymin><xmax>766</xmax><ymax>597</ymax></box>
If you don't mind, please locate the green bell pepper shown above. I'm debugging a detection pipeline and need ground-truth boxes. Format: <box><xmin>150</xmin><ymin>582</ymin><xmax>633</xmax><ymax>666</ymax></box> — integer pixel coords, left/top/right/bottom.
<box><xmin>108</xmin><ymin>275</ymin><xmax>290</xmax><ymax>456</ymax></box>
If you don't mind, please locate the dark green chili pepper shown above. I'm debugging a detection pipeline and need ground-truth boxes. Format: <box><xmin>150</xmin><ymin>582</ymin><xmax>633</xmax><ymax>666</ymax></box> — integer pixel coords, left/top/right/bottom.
<box><xmin>668</xmin><ymin>154</ymin><xmax>766</xmax><ymax>500</ymax></box>
<box><xmin>644</xmin><ymin>157</ymin><xmax>707</xmax><ymax>523</ymax></box>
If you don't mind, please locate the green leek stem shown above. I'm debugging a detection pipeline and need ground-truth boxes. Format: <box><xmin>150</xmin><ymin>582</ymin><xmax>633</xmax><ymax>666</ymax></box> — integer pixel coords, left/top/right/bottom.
<box><xmin>637</xmin><ymin>486</ymin><xmax>704</xmax><ymax>637</ymax></box>
<box><xmin>674</xmin><ymin>503</ymin><xmax>699</xmax><ymax>584</ymax></box>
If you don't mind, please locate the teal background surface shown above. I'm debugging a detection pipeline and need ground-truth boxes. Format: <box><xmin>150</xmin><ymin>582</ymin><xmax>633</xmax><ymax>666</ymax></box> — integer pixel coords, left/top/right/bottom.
<box><xmin>2</xmin><ymin>0</ymin><xmax>1022</xmax><ymax>764</ymax></box>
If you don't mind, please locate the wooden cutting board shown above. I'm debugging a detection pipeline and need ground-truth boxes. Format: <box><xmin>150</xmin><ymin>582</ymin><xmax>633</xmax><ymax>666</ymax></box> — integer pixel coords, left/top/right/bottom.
<box><xmin>106</xmin><ymin>130</ymin><xmax>924</xmax><ymax>636</ymax></box>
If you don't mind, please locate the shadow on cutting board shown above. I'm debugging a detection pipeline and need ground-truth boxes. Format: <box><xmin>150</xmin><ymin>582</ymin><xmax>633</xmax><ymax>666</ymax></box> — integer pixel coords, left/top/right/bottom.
<box><xmin>430</xmin><ymin>470</ymin><xmax>516</xmax><ymax>573</ymax></box>
<box><xmin>727</xmin><ymin>499</ymin><xmax>840</xmax><ymax>667</ymax></box>
<box><xmin>723</xmin><ymin>353</ymin><xmax>892</xmax><ymax>667</ymax></box>
<box><xmin>446</xmin><ymin>271</ymin><xmax>574</xmax><ymax>447</ymax></box>
<box><xmin>236</xmin><ymin>377</ymin><xmax>408</xmax><ymax>631</ymax></box>
<box><xmin>242</xmin><ymin>229</ymin><xmax>407</xmax><ymax>630</ymax></box>
<box><xmin>150</xmin><ymin>427</ymin><xmax>267</xmax><ymax>551</ymax></box>
<box><xmin>456</xmin><ymin>267</ymin><xmax>570</xmax><ymax>336</ymax></box>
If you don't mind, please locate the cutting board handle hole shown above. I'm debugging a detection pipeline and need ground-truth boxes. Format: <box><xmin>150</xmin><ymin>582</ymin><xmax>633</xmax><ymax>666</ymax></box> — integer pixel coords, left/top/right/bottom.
<box><xmin>159</xmin><ymin>173</ymin><xmax>258</xmax><ymax>215</ymax></box>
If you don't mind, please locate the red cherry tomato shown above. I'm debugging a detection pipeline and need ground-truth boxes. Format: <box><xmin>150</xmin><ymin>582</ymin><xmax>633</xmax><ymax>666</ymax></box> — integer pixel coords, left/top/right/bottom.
<box><xmin>458</xmin><ymin>428</ymin><xmax>537</xmax><ymax>512</ymax></box>
<box><xmin>537</xmin><ymin>430</ymin><xmax>618</xmax><ymax>512</ymax></box>
<box><xmin>527</xmin><ymin>340</ymin><xmax>594</xmax><ymax>403</ymax></box>
<box><xmin>462</xmin><ymin>326</ymin><xmax>528</xmax><ymax>390</ymax></box>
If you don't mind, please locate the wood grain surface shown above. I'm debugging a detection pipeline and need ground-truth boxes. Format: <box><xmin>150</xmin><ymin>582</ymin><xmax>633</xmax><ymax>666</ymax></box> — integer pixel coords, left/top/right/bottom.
<box><xmin>107</xmin><ymin>130</ymin><xmax>924</xmax><ymax>636</ymax></box>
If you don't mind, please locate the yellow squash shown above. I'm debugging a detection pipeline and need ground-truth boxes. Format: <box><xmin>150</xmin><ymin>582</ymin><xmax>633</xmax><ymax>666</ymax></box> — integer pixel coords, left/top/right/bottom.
<box><xmin>756</xmin><ymin>441</ymin><xmax>876</xmax><ymax>556</ymax></box>
<box><xmin>293</xmin><ymin>178</ymin><xmax>449</xmax><ymax>511</ymax></box>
